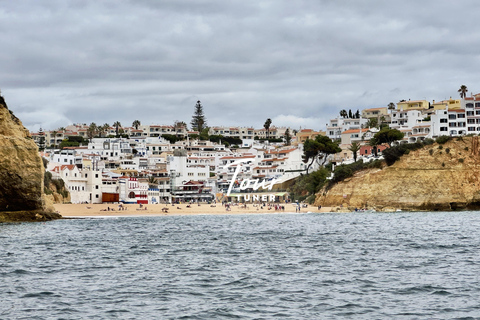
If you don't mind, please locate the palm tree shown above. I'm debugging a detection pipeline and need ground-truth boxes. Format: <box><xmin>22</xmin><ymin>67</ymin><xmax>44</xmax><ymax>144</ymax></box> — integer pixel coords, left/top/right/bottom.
<box><xmin>264</xmin><ymin>118</ymin><xmax>272</xmax><ymax>139</ymax></box>
<box><xmin>101</xmin><ymin>123</ymin><xmax>110</xmax><ymax>137</ymax></box>
<box><xmin>458</xmin><ymin>85</ymin><xmax>468</xmax><ymax>98</ymax></box>
<box><xmin>113</xmin><ymin>121</ymin><xmax>122</xmax><ymax>137</ymax></box>
<box><xmin>339</xmin><ymin>109</ymin><xmax>348</xmax><ymax>118</ymax></box>
<box><xmin>132</xmin><ymin>120</ymin><xmax>141</xmax><ymax>130</ymax></box>
<box><xmin>87</xmin><ymin>122</ymin><xmax>97</xmax><ymax>142</ymax></box>
<box><xmin>147</xmin><ymin>176</ymin><xmax>158</xmax><ymax>189</ymax></box>
<box><xmin>368</xmin><ymin>137</ymin><xmax>378</xmax><ymax>157</ymax></box>
<box><xmin>348</xmin><ymin>142</ymin><xmax>361</xmax><ymax>162</ymax></box>
<box><xmin>51</xmin><ymin>130</ymin><xmax>58</xmax><ymax>148</ymax></box>
<box><xmin>387</xmin><ymin>102</ymin><xmax>396</xmax><ymax>110</ymax></box>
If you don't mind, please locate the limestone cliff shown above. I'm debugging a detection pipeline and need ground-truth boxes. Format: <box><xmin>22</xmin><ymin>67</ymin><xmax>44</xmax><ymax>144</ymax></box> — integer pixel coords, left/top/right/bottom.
<box><xmin>316</xmin><ymin>137</ymin><xmax>480</xmax><ymax>211</ymax></box>
<box><xmin>0</xmin><ymin>96</ymin><xmax>58</xmax><ymax>221</ymax></box>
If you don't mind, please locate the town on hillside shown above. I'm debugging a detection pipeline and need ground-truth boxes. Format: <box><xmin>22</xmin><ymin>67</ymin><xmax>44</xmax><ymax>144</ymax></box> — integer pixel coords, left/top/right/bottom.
<box><xmin>31</xmin><ymin>88</ymin><xmax>478</xmax><ymax>205</ymax></box>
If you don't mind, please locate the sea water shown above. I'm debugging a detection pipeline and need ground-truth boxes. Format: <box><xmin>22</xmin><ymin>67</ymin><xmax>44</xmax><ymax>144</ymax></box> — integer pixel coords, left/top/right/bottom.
<box><xmin>1</xmin><ymin>211</ymin><xmax>480</xmax><ymax>319</ymax></box>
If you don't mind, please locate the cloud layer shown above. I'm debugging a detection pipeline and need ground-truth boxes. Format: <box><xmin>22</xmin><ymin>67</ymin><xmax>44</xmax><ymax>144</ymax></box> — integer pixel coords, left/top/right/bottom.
<box><xmin>2</xmin><ymin>0</ymin><xmax>480</xmax><ymax>131</ymax></box>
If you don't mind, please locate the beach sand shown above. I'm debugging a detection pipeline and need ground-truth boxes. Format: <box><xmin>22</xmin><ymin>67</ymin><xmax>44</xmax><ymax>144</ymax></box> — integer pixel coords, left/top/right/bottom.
<box><xmin>55</xmin><ymin>203</ymin><xmax>334</xmax><ymax>217</ymax></box>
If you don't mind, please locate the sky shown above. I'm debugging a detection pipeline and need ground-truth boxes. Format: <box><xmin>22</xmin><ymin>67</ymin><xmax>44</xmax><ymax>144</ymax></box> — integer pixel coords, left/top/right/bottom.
<box><xmin>2</xmin><ymin>0</ymin><xmax>480</xmax><ymax>132</ymax></box>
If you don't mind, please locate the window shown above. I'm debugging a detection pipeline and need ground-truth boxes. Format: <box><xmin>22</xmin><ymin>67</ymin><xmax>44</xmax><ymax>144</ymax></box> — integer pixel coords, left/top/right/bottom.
<box><xmin>95</xmin><ymin>185</ymin><xmax>99</xmax><ymax>189</ymax></box>
<box><xmin>440</xmin><ymin>127</ymin><xmax>448</xmax><ymax>131</ymax></box>
<box><xmin>96</xmin><ymin>194</ymin><xmax>99</xmax><ymax>198</ymax></box>
<box><xmin>468</xmin><ymin>127</ymin><xmax>476</xmax><ymax>131</ymax></box>
<box><xmin>457</xmin><ymin>114</ymin><xmax>465</xmax><ymax>119</ymax></box>
<box><xmin>449</xmin><ymin>114</ymin><xmax>457</xmax><ymax>119</ymax></box>
<box><xmin>95</xmin><ymin>174</ymin><xmax>99</xmax><ymax>178</ymax></box>
<box><xmin>467</xmin><ymin>111</ymin><xmax>474</xmax><ymax>116</ymax></box>
<box><xmin>468</xmin><ymin>119</ymin><xmax>475</xmax><ymax>124</ymax></box>
<box><xmin>467</xmin><ymin>103</ymin><xmax>474</xmax><ymax>108</ymax></box>
<box><xmin>440</xmin><ymin>118</ymin><xmax>447</xmax><ymax>123</ymax></box>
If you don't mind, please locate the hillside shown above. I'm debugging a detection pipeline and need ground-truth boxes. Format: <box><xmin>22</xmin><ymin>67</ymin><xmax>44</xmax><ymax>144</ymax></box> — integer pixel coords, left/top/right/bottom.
<box><xmin>315</xmin><ymin>137</ymin><xmax>480</xmax><ymax>211</ymax></box>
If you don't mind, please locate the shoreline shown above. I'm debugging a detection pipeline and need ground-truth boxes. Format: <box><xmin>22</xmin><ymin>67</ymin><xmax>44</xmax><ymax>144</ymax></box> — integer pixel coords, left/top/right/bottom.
<box><xmin>54</xmin><ymin>203</ymin><xmax>330</xmax><ymax>217</ymax></box>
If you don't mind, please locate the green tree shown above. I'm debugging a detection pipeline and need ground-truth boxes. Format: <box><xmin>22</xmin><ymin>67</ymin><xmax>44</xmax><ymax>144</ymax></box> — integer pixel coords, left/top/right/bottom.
<box><xmin>302</xmin><ymin>135</ymin><xmax>341</xmax><ymax>174</ymax></box>
<box><xmin>348</xmin><ymin>109</ymin><xmax>353</xmax><ymax>118</ymax></box>
<box><xmin>113</xmin><ymin>121</ymin><xmax>122</xmax><ymax>137</ymax></box>
<box><xmin>339</xmin><ymin>109</ymin><xmax>347</xmax><ymax>118</ymax></box>
<box><xmin>101</xmin><ymin>123</ymin><xmax>110</xmax><ymax>137</ymax></box>
<box><xmin>374</xmin><ymin>128</ymin><xmax>404</xmax><ymax>146</ymax></box>
<box><xmin>191</xmin><ymin>100</ymin><xmax>207</xmax><ymax>132</ymax></box>
<box><xmin>388</xmin><ymin>102</ymin><xmax>396</xmax><ymax>111</ymax></box>
<box><xmin>366</xmin><ymin>118</ymin><xmax>378</xmax><ymax>128</ymax></box>
<box><xmin>368</xmin><ymin>137</ymin><xmax>379</xmax><ymax>157</ymax></box>
<box><xmin>284</xmin><ymin>128</ymin><xmax>292</xmax><ymax>146</ymax></box>
<box><xmin>355</xmin><ymin>109</ymin><xmax>360</xmax><ymax>119</ymax></box>
<box><xmin>87</xmin><ymin>123</ymin><xmax>97</xmax><ymax>142</ymax></box>
<box><xmin>132</xmin><ymin>120</ymin><xmax>141</xmax><ymax>130</ymax></box>
<box><xmin>458</xmin><ymin>85</ymin><xmax>468</xmax><ymax>98</ymax></box>
<box><xmin>147</xmin><ymin>176</ymin><xmax>158</xmax><ymax>189</ymax></box>
<box><xmin>348</xmin><ymin>141</ymin><xmax>361</xmax><ymax>162</ymax></box>
<box><xmin>263</xmin><ymin>118</ymin><xmax>272</xmax><ymax>139</ymax></box>
<box><xmin>51</xmin><ymin>130</ymin><xmax>58</xmax><ymax>148</ymax></box>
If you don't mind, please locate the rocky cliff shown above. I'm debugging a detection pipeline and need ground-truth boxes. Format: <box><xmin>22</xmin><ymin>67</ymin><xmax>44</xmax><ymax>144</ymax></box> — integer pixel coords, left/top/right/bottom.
<box><xmin>0</xmin><ymin>96</ymin><xmax>59</xmax><ymax>222</ymax></box>
<box><xmin>315</xmin><ymin>137</ymin><xmax>480</xmax><ymax>211</ymax></box>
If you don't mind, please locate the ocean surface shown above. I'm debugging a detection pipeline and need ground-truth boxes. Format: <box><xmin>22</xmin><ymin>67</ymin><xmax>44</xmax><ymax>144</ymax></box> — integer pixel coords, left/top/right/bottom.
<box><xmin>2</xmin><ymin>211</ymin><xmax>480</xmax><ymax>319</ymax></box>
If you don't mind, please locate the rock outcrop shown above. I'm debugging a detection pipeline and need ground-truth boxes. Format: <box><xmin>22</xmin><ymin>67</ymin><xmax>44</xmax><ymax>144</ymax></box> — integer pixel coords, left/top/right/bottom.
<box><xmin>316</xmin><ymin>137</ymin><xmax>480</xmax><ymax>211</ymax></box>
<box><xmin>0</xmin><ymin>96</ymin><xmax>59</xmax><ymax>221</ymax></box>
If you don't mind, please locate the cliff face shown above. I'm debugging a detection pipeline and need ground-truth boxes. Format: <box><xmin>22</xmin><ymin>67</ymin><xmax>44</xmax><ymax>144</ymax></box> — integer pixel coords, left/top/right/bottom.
<box><xmin>316</xmin><ymin>137</ymin><xmax>480</xmax><ymax>211</ymax></box>
<box><xmin>0</xmin><ymin>96</ymin><xmax>57</xmax><ymax>219</ymax></box>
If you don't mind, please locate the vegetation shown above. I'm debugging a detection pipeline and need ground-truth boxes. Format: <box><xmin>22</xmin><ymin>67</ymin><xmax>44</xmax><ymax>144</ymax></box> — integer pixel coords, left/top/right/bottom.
<box><xmin>436</xmin><ymin>135</ymin><xmax>451</xmax><ymax>144</ymax></box>
<box><xmin>284</xmin><ymin>128</ymin><xmax>292</xmax><ymax>146</ymax></box>
<box><xmin>263</xmin><ymin>118</ymin><xmax>272</xmax><ymax>139</ymax></box>
<box><xmin>374</xmin><ymin>128</ymin><xmax>404</xmax><ymax>146</ymax></box>
<box><xmin>113</xmin><ymin>121</ymin><xmax>122</xmax><ymax>137</ymax></box>
<box><xmin>382</xmin><ymin>141</ymin><xmax>429</xmax><ymax>166</ymax></box>
<box><xmin>132</xmin><ymin>120</ymin><xmax>141</xmax><ymax>129</ymax></box>
<box><xmin>191</xmin><ymin>101</ymin><xmax>207</xmax><ymax>132</ymax></box>
<box><xmin>302</xmin><ymin>135</ymin><xmax>341</xmax><ymax>174</ymax></box>
<box><xmin>348</xmin><ymin>142</ymin><xmax>361</xmax><ymax>162</ymax></box>
<box><xmin>59</xmin><ymin>136</ymin><xmax>86</xmax><ymax>149</ymax></box>
<box><xmin>209</xmin><ymin>135</ymin><xmax>242</xmax><ymax>146</ymax></box>
<box><xmin>327</xmin><ymin>160</ymin><xmax>383</xmax><ymax>188</ymax></box>
<box><xmin>288</xmin><ymin>167</ymin><xmax>330</xmax><ymax>204</ymax></box>
<box><xmin>458</xmin><ymin>85</ymin><xmax>468</xmax><ymax>98</ymax></box>
<box><xmin>387</xmin><ymin>102</ymin><xmax>396</xmax><ymax>110</ymax></box>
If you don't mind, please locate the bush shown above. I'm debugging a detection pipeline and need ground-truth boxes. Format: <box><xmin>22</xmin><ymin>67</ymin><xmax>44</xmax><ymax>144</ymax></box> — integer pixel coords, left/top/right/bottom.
<box><xmin>436</xmin><ymin>135</ymin><xmax>451</xmax><ymax>144</ymax></box>
<box><xmin>44</xmin><ymin>171</ymin><xmax>52</xmax><ymax>188</ymax></box>
<box><xmin>445</xmin><ymin>148</ymin><xmax>450</xmax><ymax>154</ymax></box>
<box><xmin>429</xmin><ymin>149</ymin><xmax>434</xmax><ymax>155</ymax></box>
<box><xmin>442</xmin><ymin>162</ymin><xmax>445</xmax><ymax>167</ymax></box>
<box><xmin>459</xmin><ymin>158</ymin><xmax>464</xmax><ymax>163</ymax></box>
<box><xmin>465</xmin><ymin>147</ymin><xmax>469</xmax><ymax>151</ymax></box>
<box><xmin>423</xmin><ymin>138</ymin><xmax>435</xmax><ymax>145</ymax></box>
<box><xmin>438</xmin><ymin>145</ymin><xmax>443</xmax><ymax>150</ymax></box>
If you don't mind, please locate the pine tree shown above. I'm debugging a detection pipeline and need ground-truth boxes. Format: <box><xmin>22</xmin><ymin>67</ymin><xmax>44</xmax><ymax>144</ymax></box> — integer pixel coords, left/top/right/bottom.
<box><xmin>191</xmin><ymin>100</ymin><xmax>207</xmax><ymax>132</ymax></box>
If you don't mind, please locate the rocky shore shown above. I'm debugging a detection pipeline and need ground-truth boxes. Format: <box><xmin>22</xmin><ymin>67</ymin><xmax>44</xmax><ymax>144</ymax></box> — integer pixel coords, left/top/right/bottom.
<box><xmin>315</xmin><ymin>136</ymin><xmax>480</xmax><ymax>211</ymax></box>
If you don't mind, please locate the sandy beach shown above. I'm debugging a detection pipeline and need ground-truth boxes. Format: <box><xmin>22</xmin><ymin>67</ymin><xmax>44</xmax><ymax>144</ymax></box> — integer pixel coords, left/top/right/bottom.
<box><xmin>55</xmin><ymin>203</ymin><xmax>333</xmax><ymax>217</ymax></box>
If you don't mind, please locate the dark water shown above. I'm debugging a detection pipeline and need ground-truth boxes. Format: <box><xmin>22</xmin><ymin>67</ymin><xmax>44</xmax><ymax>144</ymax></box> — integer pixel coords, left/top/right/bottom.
<box><xmin>2</xmin><ymin>212</ymin><xmax>480</xmax><ymax>319</ymax></box>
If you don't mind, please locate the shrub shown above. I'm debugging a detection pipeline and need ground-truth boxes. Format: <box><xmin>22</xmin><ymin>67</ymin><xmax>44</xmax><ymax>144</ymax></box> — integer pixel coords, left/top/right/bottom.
<box><xmin>465</xmin><ymin>147</ymin><xmax>469</xmax><ymax>151</ymax></box>
<box><xmin>459</xmin><ymin>158</ymin><xmax>464</xmax><ymax>163</ymax></box>
<box><xmin>445</xmin><ymin>148</ymin><xmax>450</xmax><ymax>154</ymax></box>
<box><xmin>438</xmin><ymin>145</ymin><xmax>443</xmax><ymax>150</ymax></box>
<box><xmin>429</xmin><ymin>149</ymin><xmax>434</xmax><ymax>155</ymax></box>
<box><xmin>423</xmin><ymin>138</ymin><xmax>435</xmax><ymax>145</ymax></box>
<box><xmin>436</xmin><ymin>135</ymin><xmax>451</xmax><ymax>144</ymax></box>
<box><xmin>442</xmin><ymin>162</ymin><xmax>445</xmax><ymax>167</ymax></box>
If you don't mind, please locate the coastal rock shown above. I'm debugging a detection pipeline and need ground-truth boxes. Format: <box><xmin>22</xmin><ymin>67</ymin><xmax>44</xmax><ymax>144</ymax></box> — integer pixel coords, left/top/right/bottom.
<box><xmin>316</xmin><ymin>137</ymin><xmax>480</xmax><ymax>211</ymax></box>
<box><xmin>0</xmin><ymin>96</ymin><xmax>56</xmax><ymax>220</ymax></box>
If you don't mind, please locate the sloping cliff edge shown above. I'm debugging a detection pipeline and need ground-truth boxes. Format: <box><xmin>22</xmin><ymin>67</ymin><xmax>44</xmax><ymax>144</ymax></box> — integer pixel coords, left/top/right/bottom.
<box><xmin>315</xmin><ymin>137</ymin><xmax>480</xmax><ymax>211</ymax></box>
<box><xmin>0</xmin><ymin>96</ymin><xmax>59</xmax><ymax>222</ymax></box>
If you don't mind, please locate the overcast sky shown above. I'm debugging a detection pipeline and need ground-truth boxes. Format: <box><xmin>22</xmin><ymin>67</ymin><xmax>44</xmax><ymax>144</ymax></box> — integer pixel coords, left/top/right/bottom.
<box><xmin>2</xmin><ymin>0</ymin><xmax>480</xmax><ymax>132</ymax></box>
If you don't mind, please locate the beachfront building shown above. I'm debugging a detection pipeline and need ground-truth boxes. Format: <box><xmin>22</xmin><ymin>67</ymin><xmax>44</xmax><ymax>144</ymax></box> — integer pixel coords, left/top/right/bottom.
<box><xmin>50</xmin><ymin>165</ymin><xmax>103</xmax><ymax>204</ymax></box>
<box><xmin>118</xmin><ymin>177</ymin><xmax>149</xmax><ymax>204</ymax></box>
